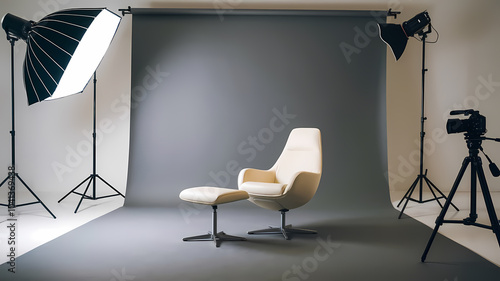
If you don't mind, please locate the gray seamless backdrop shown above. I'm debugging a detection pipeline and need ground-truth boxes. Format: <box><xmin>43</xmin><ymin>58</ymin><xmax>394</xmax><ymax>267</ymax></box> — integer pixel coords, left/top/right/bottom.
<box><xmin>4</xmin><ymin>10</ymin><xmax>500</xmax><ymax>281</ymax></box>
<box><xmin>126</xmin><ymin>9</ymin><xmax>389</xmax><ymax>211</ymax></box>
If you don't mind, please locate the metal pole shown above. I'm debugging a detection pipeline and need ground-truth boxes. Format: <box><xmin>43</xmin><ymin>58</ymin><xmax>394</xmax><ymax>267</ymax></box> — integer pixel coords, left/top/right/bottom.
<box><xmin>10</xmin><ymin>38</ymin><xmax>16</xmax><ymax>171</ymax></box>
<box><xmin>9</xmin><ymin>37</ymin><xmax>16</xmax><ymax>209</ymax></box>
<box><xmin>212</xmin><ymin>205</ymin><xmax>217</xmax><ymax>235</ymax></box>
<box><xmin>92</xmin><ymin>71</ymin><xmax>97</xmax><ymax>199</ymax></box>
<box><xmin>419</xmin><ymin>32</ymin><xmax>428</xmax><ymax>202</ymax></box>
<box><xmin>1</xmin><ymin>36</ymin><xmax>56</xmax><ymax>218</ymax></box>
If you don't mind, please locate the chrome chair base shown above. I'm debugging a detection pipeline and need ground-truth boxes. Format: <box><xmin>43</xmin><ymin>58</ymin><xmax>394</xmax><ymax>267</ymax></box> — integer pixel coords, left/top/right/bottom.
<box><xmin>247</xmin><ymin>209</ymin><xmax>317</xmax><ymax>240</ymax></box>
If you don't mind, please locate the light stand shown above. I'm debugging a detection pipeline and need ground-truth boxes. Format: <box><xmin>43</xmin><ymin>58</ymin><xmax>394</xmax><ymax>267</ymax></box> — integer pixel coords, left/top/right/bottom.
<box><xmin>421</xmin><ymin>135</ymin><xmax>500</xmax><ymax>262</ymax></box>
<box><xmin>1</xmin><ymin>9</ymin><xmax>120</xmax><ymax>216</ymax></box>
<box><xmin>58</xmin><ymin>72</ymin><xmax>125</xmax><ymax>213</ymax></box>
<box><xmin>0</xmin><ymin>35</ymin><xmax>56</xmax><ymax>218</ymax></box>
<box><xmin>396</xmin><ymin>26</ymin><xmax>459</xmax><ymax>219</ymax></box>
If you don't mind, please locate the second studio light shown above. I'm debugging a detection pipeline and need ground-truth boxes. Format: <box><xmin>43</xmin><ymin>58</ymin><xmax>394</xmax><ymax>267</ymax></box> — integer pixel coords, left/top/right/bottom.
<box><xmin>377</xmin><ymin>11</ymin><xmax>431</xmax><ymax>60</ymax></box>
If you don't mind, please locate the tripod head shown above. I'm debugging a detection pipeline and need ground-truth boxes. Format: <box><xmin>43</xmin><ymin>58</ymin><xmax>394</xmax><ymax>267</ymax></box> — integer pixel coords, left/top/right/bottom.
<box><xmin>463</xmin><ymin>137</ymin><xmax>500</xmax><ymax>177</ymax></box>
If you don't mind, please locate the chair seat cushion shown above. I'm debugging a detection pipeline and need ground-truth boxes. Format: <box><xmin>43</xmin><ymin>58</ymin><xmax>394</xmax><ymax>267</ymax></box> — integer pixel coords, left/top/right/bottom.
<box><xmin>179</xmin><ymin>186</ymin><xmax>249</xmax><ymax>205</ymax></box>
<box><xmin>239</xmin><ymin>182</ymin><xmax>287</xmax><ymax>197</ymax></box>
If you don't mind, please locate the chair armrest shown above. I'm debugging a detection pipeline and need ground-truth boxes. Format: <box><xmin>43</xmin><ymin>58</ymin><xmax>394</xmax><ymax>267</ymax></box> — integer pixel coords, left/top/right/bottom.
<box><xmin>283</xmin><ymin>171</ymin><xmax>321</xmax><ymax>196</ymax></box>
<box><xmin>238</xmin><ymin>168</ymin><xmax>276</xmax><ymax>188</ymax></box>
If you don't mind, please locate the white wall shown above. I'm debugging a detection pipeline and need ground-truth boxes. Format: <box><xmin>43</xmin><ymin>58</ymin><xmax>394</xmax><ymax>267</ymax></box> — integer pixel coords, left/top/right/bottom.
<box><xmin>0</xmin><ymin>0</ymin><xmax>133</xmax><ymax>201</ymax></box>
<box><xmin>1</xmin><ymin>0</ymin><xmax>498</xmax><ymax>206</ymax></box>
<box><xmin>386</xmin><ymin>0</ymin><xmax>500</xmax><ymax>200</ymax></box>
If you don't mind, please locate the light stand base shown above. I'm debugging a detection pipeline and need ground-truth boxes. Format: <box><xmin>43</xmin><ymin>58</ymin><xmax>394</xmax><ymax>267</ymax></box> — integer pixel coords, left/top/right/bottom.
<box><xmin>397</xmin><ymin>171</ymin><xmax>459</xmax><ymax>219</ymax></box>
<box><xmin>0</xmin><ymin>173</ymin><xmax>56</xmax><ymax>219</ymax></box>
<box><xmin>58</xmin><ymin>174</ymin><xmax>124</xmax><ymax>213</ymax></box>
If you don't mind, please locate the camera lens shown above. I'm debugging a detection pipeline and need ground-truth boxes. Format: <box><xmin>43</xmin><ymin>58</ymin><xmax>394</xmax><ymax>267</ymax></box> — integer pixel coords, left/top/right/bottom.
<box><xmin>446</xmin><ymin>118</ymin><xmax>467</xmax><ymax>134</ymax></box>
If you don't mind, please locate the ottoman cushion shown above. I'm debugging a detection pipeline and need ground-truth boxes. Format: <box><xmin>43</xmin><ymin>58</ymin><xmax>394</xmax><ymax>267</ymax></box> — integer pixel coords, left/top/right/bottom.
<box><xmin>180</xmin><ymin>186</ymin><xmax>249</xmax><ymax>205</ymax></box>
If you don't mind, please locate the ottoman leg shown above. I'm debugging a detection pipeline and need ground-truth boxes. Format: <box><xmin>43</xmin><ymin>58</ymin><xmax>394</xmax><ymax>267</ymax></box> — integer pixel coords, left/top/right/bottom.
<box><xmin>183</xmin><ymin>205</ymin><xmax>246</xmax><ymax>247</ymax></box>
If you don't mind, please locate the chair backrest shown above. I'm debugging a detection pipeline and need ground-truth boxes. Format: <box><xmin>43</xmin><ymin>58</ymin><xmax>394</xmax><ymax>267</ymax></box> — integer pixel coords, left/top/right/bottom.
<box><xmin>272</xmin><ymin>128</ymin><xmax>322</xmax><ymax>184</ymax></box>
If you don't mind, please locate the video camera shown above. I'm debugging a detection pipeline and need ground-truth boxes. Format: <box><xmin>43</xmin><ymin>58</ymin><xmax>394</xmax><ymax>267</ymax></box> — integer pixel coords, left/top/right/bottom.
<box><xmin>446</xmin><ymin>109</ymin><xmax>486</xmax><ymax>137</ymax></box>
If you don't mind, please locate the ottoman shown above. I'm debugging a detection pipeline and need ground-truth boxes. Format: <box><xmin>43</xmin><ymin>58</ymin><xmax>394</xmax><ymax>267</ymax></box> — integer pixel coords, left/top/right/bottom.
<box><xmin>179</xmin><ymin>186</ymin><xmax>249</xmax><ymax>247</ymax></box>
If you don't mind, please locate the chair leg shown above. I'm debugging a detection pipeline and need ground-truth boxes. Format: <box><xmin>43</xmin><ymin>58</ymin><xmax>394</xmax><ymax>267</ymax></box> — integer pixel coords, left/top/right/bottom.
<box><xmin>183</xmin><ymin>233</ymin><xmax>213</xmax><ymax>241</ymax></box>
<box><xmin>247</xmin><ymin>209</ymin><xmax>317</xmax><ymax>240</ymax></box>
<box><xmin>182</xmin><ymin>205</ymin><xmax>246</xmax><ymax>247</ymax></box>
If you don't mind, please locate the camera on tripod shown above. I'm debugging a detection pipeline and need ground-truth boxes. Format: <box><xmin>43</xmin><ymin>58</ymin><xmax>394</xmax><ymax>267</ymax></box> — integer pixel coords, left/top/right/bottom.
<box><xmin>422</xmin><ymin>109</ymin><xmax>500</xmax><ymax>262</ymax></box>
<box><xmin>446</xmin><ymin>109</ymin><xmax>499</xmax><ymax>177</ymax></box>
<box><xmin>446</xmin><ymin>109</ymin><xmax>486</xmax><ymax>137</ymax></box>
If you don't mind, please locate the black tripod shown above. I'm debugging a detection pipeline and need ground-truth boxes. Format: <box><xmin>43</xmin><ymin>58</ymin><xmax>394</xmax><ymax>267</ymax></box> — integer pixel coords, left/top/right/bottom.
<box><xmin>58</xmin><ymin>72</ymin><xmax>124</xmax><ymax>213</ymax></box>
<box><xmin>421</xmin><ymin>136</ymin><xmax>500</xmax><ymax>262</ymax></box>
<box><xmin>0</xmin><ymin>36</ymin><xmax>56</xmax><ymax>219</ymax></box>
<box><xmin>397</xmin><ymin>26</ymin><xmax>459</xmax><ymax>219</ymax></box>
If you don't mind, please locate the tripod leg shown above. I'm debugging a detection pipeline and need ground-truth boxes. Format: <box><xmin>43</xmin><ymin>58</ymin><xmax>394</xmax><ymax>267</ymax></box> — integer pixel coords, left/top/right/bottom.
<box><xmin>0</xmin><ymin>174</ymin><xmax>10</xmax><ymax>188</ymax></box>
<box><xmin>58</xmin><ymin>175</ymin><xmax>92</xmax><ymax>203</ymax></box>
<box><xmin>96</xmin><ymin>175</ymin><xmax>125</xmax><ymax>198</ymax></box>
<box><xmin>0</xmin><ymin>174</ymin><xmax>13</xmax><ymax>207</ymax></box>
<box><xmin>74</xmin><ymin>176</ymin><xmax>94</xmax><ymax>213</ymax></box>
<box><xmin>16</xmin><ymin>174</ymin><xmax>56</xmax><ymax>219</ymax></box>
<box><xmin>476</xmin><ymin>162</ymin><xmax>500</xmax><ymax>247</ymax></box>
<box><xmin>397</xmin><ymin>176</ymin><xmax>420</xmax><ymax>207</ymax></box>
<box><xmin>424</xmin><ymin>177</ymin><xmax>459</xmax><ymax>211</ymax></box>
<box><xmin>422</xmin><ymin>157</ymin><xmax>470</xmax><ymax>262</ymax></box>
<box><xmin>398</xmin><ymin>176</ymin><xmax>421</xmax><ymax>219</ymax></box>
<box><xmin>423</xmin><ymin>177</ymin><xmax>444</xmax><ymax>208</ymax></box>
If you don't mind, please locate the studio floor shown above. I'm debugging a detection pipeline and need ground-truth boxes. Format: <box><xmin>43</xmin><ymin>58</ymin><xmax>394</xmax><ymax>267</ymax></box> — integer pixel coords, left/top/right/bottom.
<box><xmin>391</xmin><ymin>190</ymin><xmax>500</xmax><ymax>267</ymax></box>
<box><xmin>0</xmin><ymin>189</ymin><xmax>125</xmax><ymax>265</ymax></box>
<box><xmin>0</xmin><ymin>190</ymin><xmax>500</xmax><ymax>280</ymax></box>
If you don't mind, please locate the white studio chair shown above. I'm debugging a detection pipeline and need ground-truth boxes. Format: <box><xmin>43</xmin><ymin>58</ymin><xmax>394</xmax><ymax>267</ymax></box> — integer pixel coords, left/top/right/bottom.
<box><xmin>238</xmin><ymin>128</ymin><xmax>322</xmax><ymax>240</ymax></box>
